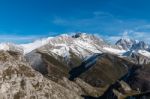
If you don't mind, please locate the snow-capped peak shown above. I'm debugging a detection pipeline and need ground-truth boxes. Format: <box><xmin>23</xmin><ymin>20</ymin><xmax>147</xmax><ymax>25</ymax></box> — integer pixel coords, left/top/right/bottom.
<box><xmin>116</xmin><ymin>38</ymin><xmax>150</xmax><ymax>51</ymax></box>
<box><xmin>116</xmin><ymin>38</ymin><xmax>136</xmax><ymax>50</ymax></box>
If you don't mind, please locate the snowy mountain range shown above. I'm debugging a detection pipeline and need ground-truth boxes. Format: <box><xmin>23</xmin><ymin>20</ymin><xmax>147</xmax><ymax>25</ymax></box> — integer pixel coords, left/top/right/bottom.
<box><xmin>0</xmin><ymin>33</ymin><xmax>126</xmax><ymax>55</ymax></box>
<box><xmin>0</xmin><ymin>33</ymin><xmax>150</xmax><ymax>65</ymax></box>
<box><xmin>116</xmin><ymin>38</ymin><xmax>150</xmax><ymax>51</ymax></box>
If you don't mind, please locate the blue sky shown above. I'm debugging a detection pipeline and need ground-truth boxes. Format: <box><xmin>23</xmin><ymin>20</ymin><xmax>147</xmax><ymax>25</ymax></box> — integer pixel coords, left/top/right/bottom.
<box><xmin>0</xmin><ymin>0</ymin><xmax>150</xmax><ymax>43</ymax></box>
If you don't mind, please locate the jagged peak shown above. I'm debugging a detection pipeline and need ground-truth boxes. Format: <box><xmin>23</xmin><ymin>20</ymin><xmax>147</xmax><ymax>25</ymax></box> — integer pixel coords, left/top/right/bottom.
<box><xmin>116</xmin><ymin>37</ymin><xmax>150</xmax><ymax>51</ymax></box>
<box><xmin>116</xmin><ymin>38</ymin><xmax>136</xmax><ymax>44</ymax></box>
<box><xmin>116</xmin><ymin>38</ymin><xmax>136</xmax><ymax>50</ymax></box>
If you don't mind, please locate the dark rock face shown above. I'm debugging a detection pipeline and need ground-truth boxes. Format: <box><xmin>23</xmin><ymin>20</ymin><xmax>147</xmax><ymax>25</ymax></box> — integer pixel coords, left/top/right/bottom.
<box><xmin>40</xmin><ymin>52</ymin><xmax>131</xmax><ymax>87</ymax></box>
<box><xmin>69</xmin><ymin>53</ymin><xmax>100</xmax><ymax>81</ymax></box>
<box><xmin>98</xmin><ymin>65</ymin><xmax>150</xmax><ymax>99</ymax></box>
<box><xmin>73</xmin><ymin>53</ymin><xmax>131</xmax><ymax>87</ymax></box>
<box><xmin>126</xmin><ymin>65</ymin><xmax>150</xmax><ymax>93</ymax></box>
<box><xmin>72</xmin><ymin>33</ymin><xmax>83</xmax><ymax>38</ymax></box>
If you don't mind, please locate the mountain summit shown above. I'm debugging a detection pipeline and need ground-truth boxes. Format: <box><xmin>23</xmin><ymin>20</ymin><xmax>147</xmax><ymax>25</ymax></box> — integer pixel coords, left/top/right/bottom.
<box><xmin>116</xmin><ymin>38</ymin><xmax>150</xmax><ymax>51</ymax></box>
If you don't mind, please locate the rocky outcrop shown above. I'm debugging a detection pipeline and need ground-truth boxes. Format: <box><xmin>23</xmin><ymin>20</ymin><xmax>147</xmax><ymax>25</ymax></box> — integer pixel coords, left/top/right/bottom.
<box><xmin>99</xmin><ymin>65</ymin><xmax>150</xmax><ymax>99</ymax></box>
<box><xmin>0</xmin><ymin>51</ymin><xmax>83</xmax><ymax>99</ymax></box>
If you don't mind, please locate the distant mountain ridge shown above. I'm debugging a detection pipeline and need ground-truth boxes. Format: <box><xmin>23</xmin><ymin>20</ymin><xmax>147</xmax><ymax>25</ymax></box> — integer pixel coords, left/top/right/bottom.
<box><xmin>0</xmin><ymin>33</ymin><xmax>124</xmax><ymax>55</ymax></box>
<box><xmin>116</xmin><ymin>38</ymin><xmax>150</xmax><ymax>64</ymax></box>
<box><xmin>116</xmin><ymin>38</ymin><xmax>150</xmax><ymax>51</ymax></box>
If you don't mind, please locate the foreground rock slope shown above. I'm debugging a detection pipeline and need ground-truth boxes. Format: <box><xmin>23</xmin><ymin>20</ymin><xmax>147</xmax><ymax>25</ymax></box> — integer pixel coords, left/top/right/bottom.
<box><xmin>0</xmin><ymin>51</ymin><xmax>82</xmax><ymax>99</ymax></box>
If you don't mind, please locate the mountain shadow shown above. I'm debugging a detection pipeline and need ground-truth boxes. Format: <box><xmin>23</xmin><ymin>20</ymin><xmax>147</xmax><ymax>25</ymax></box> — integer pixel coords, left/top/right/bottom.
<box><xmin>82</xmin><ymin>65</ymin><xmax>150</xmax><ymax>99</ymax></box>
<box><xmin>69</xmin><ymin>53</ymin><xmax>101</xmax><ymax>81</ymax></box>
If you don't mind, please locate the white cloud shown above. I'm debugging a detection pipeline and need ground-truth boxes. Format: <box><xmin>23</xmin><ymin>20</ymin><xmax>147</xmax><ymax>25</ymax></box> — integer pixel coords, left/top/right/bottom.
<box><xmin>0</xmin><ymin>34</ymin><xmax>45</xmax><ymax>43</ymax></box>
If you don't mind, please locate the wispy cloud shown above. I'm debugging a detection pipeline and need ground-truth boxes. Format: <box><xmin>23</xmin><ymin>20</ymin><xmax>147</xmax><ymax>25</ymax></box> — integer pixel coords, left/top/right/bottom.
<box><xmin>52</xmin><ymin>11</ymin><xmax>149</xmax><ymax>35</ymax></box>
<box><xmin>0</xmin><ymin>34</ymin><xmax>45</xmax><ymax>43</ymax></box>
<box><xmin>52</xmin><ymin>11</ymin><xmax>123</xmax><ymax>33</ymax></box>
